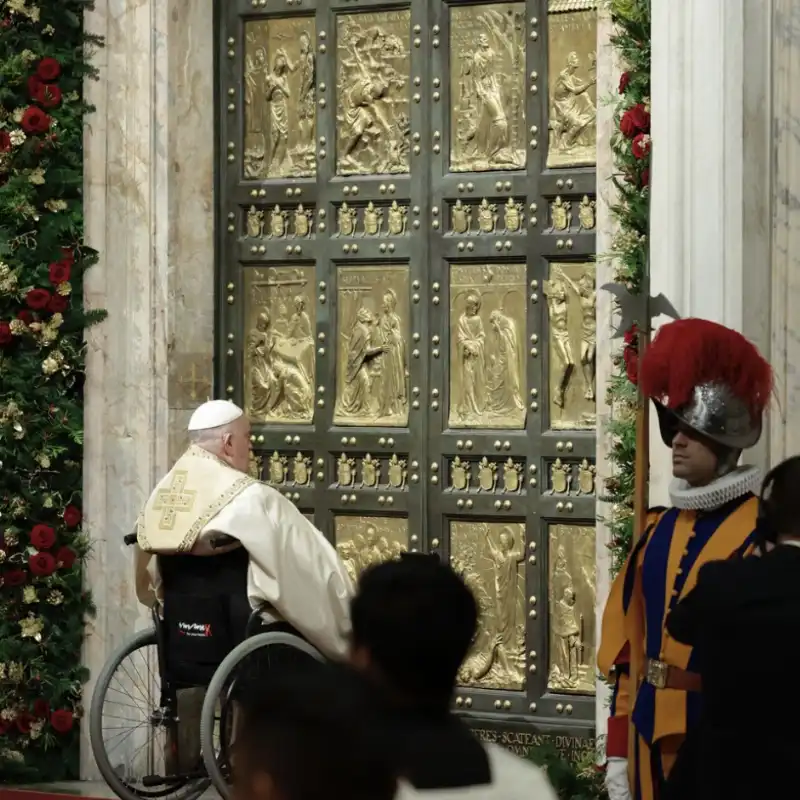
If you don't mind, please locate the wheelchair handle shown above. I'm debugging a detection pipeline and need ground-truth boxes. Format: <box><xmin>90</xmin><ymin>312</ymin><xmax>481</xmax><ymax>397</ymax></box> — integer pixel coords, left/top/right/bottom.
<box><xmin>123</xmin><ymin>531</ymin><xmax>236</xmax><ymax>549</ymax></box>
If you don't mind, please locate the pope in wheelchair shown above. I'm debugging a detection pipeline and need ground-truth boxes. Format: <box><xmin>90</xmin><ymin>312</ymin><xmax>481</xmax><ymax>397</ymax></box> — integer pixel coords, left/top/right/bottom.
<box><xmin>91</xmin><ymin>400</ymin><xmax>354</xmax><ymax>800</ymax></box>
<box><xmin>134</xmin><ymin>399</ymin><xmax>354</xmax><ymax>670</ymax></box>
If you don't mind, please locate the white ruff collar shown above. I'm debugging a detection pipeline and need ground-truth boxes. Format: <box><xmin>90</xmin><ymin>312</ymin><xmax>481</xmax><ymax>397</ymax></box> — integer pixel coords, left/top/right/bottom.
<box><xmin>669</xmin><ymin>465</ymin><xmax>761</xmax><ymax>511</ymax></box>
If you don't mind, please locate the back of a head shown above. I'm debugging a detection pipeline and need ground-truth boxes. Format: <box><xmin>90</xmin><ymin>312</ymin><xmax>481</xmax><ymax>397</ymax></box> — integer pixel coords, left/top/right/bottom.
<box><xmin>761</xmin><ymin>455</ymin><xmax>800</xmax><ymax>540</ymax></box>
<box><xmin>235</xmin><ymin>660</ymin><xmax>395</xmax><ymax>800</ymax></box>
<box><xmin>351</xmin><ymin>553</ymin><xmax>478</xmax><ymax>701</ymax></box>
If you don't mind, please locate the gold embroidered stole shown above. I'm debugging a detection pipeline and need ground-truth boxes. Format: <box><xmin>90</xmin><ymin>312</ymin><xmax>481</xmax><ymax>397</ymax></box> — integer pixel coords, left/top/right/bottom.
<box><xmin>137</xmin><ymin>445</ymin><xmax>255</xmax><ymax>554</ymax></box>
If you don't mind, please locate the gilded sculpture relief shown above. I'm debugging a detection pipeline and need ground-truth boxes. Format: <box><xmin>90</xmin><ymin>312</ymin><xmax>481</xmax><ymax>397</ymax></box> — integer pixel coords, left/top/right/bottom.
<box><xmin>336</xmin><ymin>11</ymin><xmax>411</xmax><ymax>176</ymax></box>
<box><xmin>451</xmin><ymin>521</ymin><xmax>526</xmax><ymax>691</ymax></box>
<box><xmin>450</xmin><ymin>3</ymin><xmax>526</xmax><ymax>172</ymax></box>
<box><xmin>244</xmin><ymin>18</ymin><xmax>316</xmax><ymax>179</ymax></box>
<box><xmin>448</xmin><ymin>264</ymin><xmax>526</xmax><ymax>430</ymax></box>
<box><xmin>546</xmin><ymin>3</ymin><xmax>598</xmax><ymax>168</ymax></box>
<box><xmin>547</xmin><ymin>524</ymin><xmax>596</xmax><ymax>695</ymax></box>
<box><xmin>244</xmin><ymin>267</ymin><xmax>315</xmax><ymax>425</ymax></box>
<box><xmin>334</xmin><ymin>515</ymin><xmax>409</xmax><ymax>585</ymax></box>
<box><xmin>544</xmin><ymin>263</ymin><xmax>596</xmax><ymax>430</ymax></box>
<box><xmin>334</xmin><ymin>266</ymin><xmax>410</xmax><ymax>427</ymax></box>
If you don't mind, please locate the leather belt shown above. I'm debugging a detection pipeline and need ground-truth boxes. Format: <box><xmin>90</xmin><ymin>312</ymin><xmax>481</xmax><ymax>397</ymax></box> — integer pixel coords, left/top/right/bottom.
<box><xmin>644</xmin><ymin>659</ymin><xmax>702</xmax><ymax>692</ymax></box>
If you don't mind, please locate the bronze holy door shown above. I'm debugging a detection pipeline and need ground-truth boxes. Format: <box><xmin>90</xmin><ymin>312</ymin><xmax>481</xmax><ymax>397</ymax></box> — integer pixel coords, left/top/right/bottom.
<box><xmin>215</xmin><ymin>0</ymin><xmax>599</xmax><ymax>753</ymax></box>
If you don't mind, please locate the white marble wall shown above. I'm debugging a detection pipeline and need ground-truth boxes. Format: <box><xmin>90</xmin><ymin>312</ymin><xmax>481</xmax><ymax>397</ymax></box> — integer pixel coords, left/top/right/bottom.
<box><xmin>593</xmin><ymin>5</ymin><xmax>617</xmax><ymax>738</ymax></box>
<box><xmin>81</xmin><ymin>0</ymin><xmax>215</xmax><ymax>779</ymax></box>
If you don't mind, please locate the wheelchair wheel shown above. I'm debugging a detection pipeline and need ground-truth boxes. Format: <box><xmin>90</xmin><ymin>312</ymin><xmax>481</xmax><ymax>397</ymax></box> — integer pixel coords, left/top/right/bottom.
<box><xmin>89</xmin><ymin>628</ymin><xmax>210</xmax><ymax>800</ymax></box>
<box><xmin>199</xmin><ymin>630</ymin><xmax>323</xmax><ymax>798</ymax></box>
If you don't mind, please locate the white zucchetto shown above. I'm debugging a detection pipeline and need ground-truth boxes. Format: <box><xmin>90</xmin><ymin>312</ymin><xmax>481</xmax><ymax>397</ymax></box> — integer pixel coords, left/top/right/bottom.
<box><xmin>187</xmin><ymin>400</ymin><xmax>244</xmax><ymax>432</ymax></box>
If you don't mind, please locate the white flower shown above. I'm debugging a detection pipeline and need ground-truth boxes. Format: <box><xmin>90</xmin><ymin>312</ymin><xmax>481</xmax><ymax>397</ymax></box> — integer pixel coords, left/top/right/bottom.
<box><xmin>12</xmin><ymin>107</ymin><xmax>25</xmax><ymax>124</ymax></box>
<box><xmin>0</xmin><ymin>708</ymin><xmax>13</xmax><ymax>722</ymax></box>
<box><xmin>22</xmin><ymin>586</ymin><xmax>38</xmax><ymax>604</ymax></box>
<box><xmin>30</xmin><ymin>720</ymin><xmax>44</xmax><ymax>740</ymax></box>
<box><xmin>9</xmin><ymin>320</ymin><xmax>26</xmax><ymax>336</ymax></box>
<box><xmin>42</xmin><ymin>24</ymin><xmax>55</xmax><ymax>36</ymax></box>
<box><xmin>48</xmin><ymin>590</ymin><xmax>64</xmax><ymax>605</ymax></box>
<box><xmin>20</xmin><ymin>49</ymin><xmax>36</xmax><ymax>64</ymax></box>
<box><xmin>43</xmin><ymin>496</ymin><xmax>54</xmax><ymax>509</ymax></box>
<box><xmin>56</xmin><ymin>281</ymin><xmax>72</xmax><ymax>296</ymax></box>
<box><xmin>1</xmin><ymin>748</ymin><xmax>25</xmax><ymax>764</ymax></box>
<box><xmin>44</xmin><ymin>199</ymin><xmax>68</xmax><ymax>213</ymax></box>
<box><xmin>9</xmin><ymin>129</ymin><xmax>26</xmax><ymax>147</ymax></box>
<box><xmin>36</xmin><ymin>453</ymin><xmax>50</xmax><ymax>469</ymax></box>
<box><xmin>49</xmin><ymin>312</ymin><xmax>63</xmax><ymax>328</ymax></box>
<box><xmin>20</xmin><ymin>615</ymin><xmax>44</xmax><ymax>640</ymax></box>
<box><xmin>28</xmin><ymin>168</ymin><xmax>45</xmax><ymax>185</ymax></box>
<box><xmin>8</xmin><ymin>662</ymin><xmax>23</xmax><ymax>682</ymax></box>
<box><xmin>0</xmin><ymin>664</ymin><xmax>5</xmax><ymax>681</ymax></box>
<box><xmin>42</xmin><ymin>356</ymin><xmax>60</xmax><ymax>375</ymax></box>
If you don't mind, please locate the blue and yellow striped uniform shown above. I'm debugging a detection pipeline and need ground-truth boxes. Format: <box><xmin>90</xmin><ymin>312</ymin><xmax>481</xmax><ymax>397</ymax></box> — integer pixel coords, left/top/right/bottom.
<box><xmin>598</xmin><ymin>494</ymin><xmax>758</xmax><ymax>800</ymax></box>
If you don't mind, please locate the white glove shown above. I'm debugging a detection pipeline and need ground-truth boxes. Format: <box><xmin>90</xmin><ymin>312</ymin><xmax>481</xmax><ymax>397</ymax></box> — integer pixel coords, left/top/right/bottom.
<box><xmin>605</xmin><ymin>757</ymin><xmax>632</xmax><ymax>800</ymax></box>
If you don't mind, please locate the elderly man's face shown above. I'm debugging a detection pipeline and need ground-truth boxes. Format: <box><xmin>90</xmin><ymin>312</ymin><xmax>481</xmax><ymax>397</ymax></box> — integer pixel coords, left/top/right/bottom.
<box><xmin>222</xmin><ymin>415</ymin><xmax>252</xmax><ymax>474</ymax></box>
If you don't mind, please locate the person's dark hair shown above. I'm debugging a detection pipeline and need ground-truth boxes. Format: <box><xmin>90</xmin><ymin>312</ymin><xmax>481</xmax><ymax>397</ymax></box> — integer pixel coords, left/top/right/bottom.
<box><xmin>758</xmin><ymin>455</ymin><xmax>800</xmax><ymax>543</ymax></box>
<box><xmin>350</xmin><ymin>553</ymin><xmax>478</xmax><ymax>702</ymax></box>
<box><xmin>235</xmin><ymin>660</ymin><xmax>396</xmax><ymax>800</ymax></box>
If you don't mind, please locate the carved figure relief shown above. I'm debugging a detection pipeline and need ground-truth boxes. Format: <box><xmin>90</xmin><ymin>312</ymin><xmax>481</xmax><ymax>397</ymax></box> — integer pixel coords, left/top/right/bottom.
<box><xmin>549</xmin><ymin>458</ymin><xmax>572</xmax><ymax>494</ymax></box>
<box><xmin>451</xmin><ymin>200</ymin><xmax>472</xmax><ymax>235</ymax></box>
<box><xmin>336</xmin><ymin>11</ymin><xmax>411</xmax><ymax>176</ymax></box>
<box><xmin>247</xmin><ymin>206</ymin><xmax>265</xmax><ymax>238</ymax></box>
<box><xmin>249</xmin><ymin>452</ymin><xmax>264</xmax><ymax>481</ymax></box>
<box><xmin>477</xmin><ymin>457</ymin><xmax>498</xmax><ymax>492</ymax></box>
<box><xmin>450</xmin><ymin>3</ymin><xmax>526</xmax><ymax>172</ymax></box>
<box><xmin>448</xmin><ymin>264</ymin><xmax>526</xmax><ymax>430</ymax></box>
<box><xmin>334</xmin><ymin>515</ymin><xmax>409</xmax><ymax>585</ymax></box>
<box><xmin>244</xmin><ymin>267</ymin><xmax>315</xmax><ymax>425</ymax></box>
<box><xmin>267</xmin><ymin>451</ymin><xmax>288</xmax><ymax>485</ymax></box>
<box><xmin>291</xmin><ymin>453</ymin><xmax>311</xmax><ymax>486</ymax></box>
<box><xmin>477</xmin><ymin>198</ymin><xmax>498</xmax><ymax>234</ymax></box>
<box><xmin>578</xmin><ymin>195</ymin><xmax>596</xmax><ymax>230</ymax></box>
<box><xmin>387</xmin><ymin>454</ymin><xmax>407</xmax><ymax>489</ymax></box>
<box><xmin>577</xmin><ymin>458</ymin><xmax>596</xmax><ymax>495</ymax></box>
<box><xmin>450</xmin><ymin>457</ymin><xmax>471</xmax><ymax>491</ymax></box>
<box><xmin>244</xmin><ymin>19</ymin><xmax>316</xmax><ymax>179</ymax></box>
<box><xmin>503</xmin><ymin>198</ymin><xmax>524</xmax><ymax>233</ymax></box>
<box><xmin>546</xmin><ymin>5</ymin><xmax>598</xmax><ymax>168</ymax></box>
<box><xmin>362</xmin><ymin>202</ymin><xmax>383</xmax><ymax>236</ymax></box>
<box><xmin>334</xmin><ymin>266</ymin><xmax>410</xmax><ymax>427</ymax></box>
<box><xmin>360</xmin><ymin>454</ymin><xmax>380</xmax><ymax>488</ymax></box>
<box><xmin>293</xmin><ymin>205</ymin><xmax>313</xmax><ymax>238</ymax></box>
<box><xmin>337</xmin><ymin>203</ymin><xmax>358</xmax><ymax>237</ymax></box>
<box><xmin>547</xmin><ymin>524</ymin><xmax>596</xmax><ymax>695</ymax></box>
<box><xmin>550</xmin><ymin>196</ymin><xmax>572</xmax><ymax>232</ymax></box>
<box><xmin>337</xmin><ymin>453</ymin><xmax>356</xmax><ymax>487</ymax></box>
<box><xmin>451</xmin><ymin>521</ymin><xmax>526</xmax><ymax>691</ymax></box>
<box><xmin>543</xmin><ymin>263</ymin><xmax>596</xmax><ymax>430</ymax></box>
<box><xmin>270</xmin><ymin>205</ymin><xmax>289</xmax><ymax>238</ymax></box>
<box><xmin>502</xmin><ymin>459</ymin><xmax>522</xmax><ymax>493</ymax></box>
<box><xmin>387</xmin><ymin>201</ymin><xmax>408</xmax><ymax>235</ymax></box>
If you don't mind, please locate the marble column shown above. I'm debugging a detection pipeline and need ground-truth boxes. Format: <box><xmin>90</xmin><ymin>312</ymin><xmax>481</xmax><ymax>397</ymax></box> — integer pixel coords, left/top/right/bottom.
<box><xmin>81</xmin><ymin>0</ymin><xmax>215</xmax><ymax>779</ymax></box>
<box><xmin>593</xmin><ymin>5</ymin><xmax>617</xmax><ymax>738</ymax></box>
<box><xmin>769</xmin><ymin>1</ymin><xmax>800</xmax><ymax>465</ymax></box>
<box><xmin>649</xmin><ymin>0</ymin><xmax>773</xmax><ymax>503</ymax></box>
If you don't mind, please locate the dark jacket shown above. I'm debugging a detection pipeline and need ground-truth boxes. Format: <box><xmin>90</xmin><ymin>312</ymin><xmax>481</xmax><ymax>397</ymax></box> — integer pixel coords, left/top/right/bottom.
<box><xmin>664</xmin><ymin>543</ymin><xmax>800</xmax><ymax>799</ymax></box>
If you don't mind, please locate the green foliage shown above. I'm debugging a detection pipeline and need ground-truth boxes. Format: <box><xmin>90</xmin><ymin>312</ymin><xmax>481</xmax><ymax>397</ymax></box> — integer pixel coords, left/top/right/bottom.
<box><xmin>602</xmin><ymin>0</ymin><xmax>651</xmax><ymax>572</ymax></box>
<box><xmin>528</xmin><ymin>744</ymin><xmax>608</xmax><ymax>800</ymax></box>
<box><xmin>0</xmin><ymin>0</ymin><xmax>103</xmax><ymax>780</ymax></box>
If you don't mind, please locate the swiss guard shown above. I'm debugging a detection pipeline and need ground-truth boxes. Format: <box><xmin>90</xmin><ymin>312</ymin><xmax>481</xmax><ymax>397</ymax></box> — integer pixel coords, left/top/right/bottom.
<box><xmin>598</xmin><ymin>318</ymin><xmax>773</xmax><ymax>800</ymax></box>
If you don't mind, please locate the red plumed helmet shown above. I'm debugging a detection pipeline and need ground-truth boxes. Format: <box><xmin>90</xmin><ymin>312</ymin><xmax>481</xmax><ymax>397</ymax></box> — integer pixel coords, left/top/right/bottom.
<box><xmin>639</xmin><ymin>318</ymin><xmax>772</xmax><ymax>449</ymax></box>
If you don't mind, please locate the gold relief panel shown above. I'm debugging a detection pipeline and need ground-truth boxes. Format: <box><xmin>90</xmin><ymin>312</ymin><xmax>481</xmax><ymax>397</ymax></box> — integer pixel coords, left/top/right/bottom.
<box><xmin>246</xmin><ymin>204</ymin><xmax>314</xmax><ymax>240</ymax></box>
<box><xmin>333</xmin><ymin>266</ymin><xmax>410</xmax><ymax>428</ymax></box>
<box><xmin>450</xmin><ymin>3</ymin><xmax>527</xmax><ymax>173</ymax></box>
<box><xmin>544</xmin><ymin>262</ymin><xmax>596</xmax><ymax>430</ymax></box>
<box><xmin>334</xmin><ymin>202</ymin><xmax>410</xmax><ymax>238</ymax></box>
<box><xmin>546</xmin><ymin>3</ymin><xmax>598</xmax><ymax>169</ymax></box>
<box><xmin>547</xmin><ymin>523</ymin><xmax>596</xmax><ymax>696</ymax></box>
<box><xmin>547</xmin><ymin>458</ymin><xmax>596</xmax><ymax>495</ymax></box>
<box><xmin>243</xmin><ymin>18</ymin><xmax>317</xmax><ymax>179</ymax></box>
<box><xmin>449</xmin><ymin>457</ymin><xmax>524</xmax><ymax>494</ymax></box>
<box><xmin>244</xmin><ymin>266</ymin><xmax>316</xmax><ymax>425</ymax></box>
<box><xmin>448</xmin><ymin>263</ymin><xmax>527</xmax><ymax>430</ymax></box>
<box><xmin>334</xmin><ymin>515</ymin><xmax>409</xmax><ymax>585</ymax></box>
<box><xmin>451</xmin><ymin>520</ymin><xmax>526</xmax><ymax>691</ymax></box>
<box><xmin>335</xmin><ymin>10</ymin><xmax>411</xmax><ymax>176</ymax></box>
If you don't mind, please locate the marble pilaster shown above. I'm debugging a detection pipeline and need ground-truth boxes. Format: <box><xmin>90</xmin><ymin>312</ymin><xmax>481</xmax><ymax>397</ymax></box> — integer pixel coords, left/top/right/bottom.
<box><xmin>81</xmin><ymin>0</ymin><xmax>215</xmax><ymax>779</ymax></box>
<box><xmin>769</xmin><ymin>1</ymin><xmax>800</xmax><ymax>464</ymax></box>
<box><xmin>593</xmin><ymin>5</ymin><xmax>617</xmax><ymax>737</ymax></box>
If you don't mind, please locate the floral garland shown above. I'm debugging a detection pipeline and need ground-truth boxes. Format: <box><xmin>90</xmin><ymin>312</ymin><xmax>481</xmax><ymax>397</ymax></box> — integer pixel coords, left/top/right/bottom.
<box><xmin>603</xmin><ymin>0</ymin><xmax>652</xmax><ymax>573</ymax></box>
<box><xmin>0</xmin><ymin>0</ymin><xmax>103</xmax><ymax>781</ymax></box>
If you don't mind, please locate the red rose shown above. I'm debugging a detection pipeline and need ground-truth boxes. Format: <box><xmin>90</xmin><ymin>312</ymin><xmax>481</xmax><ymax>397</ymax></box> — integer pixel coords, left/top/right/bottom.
<box><xmin>28</xmin><ymin>74</ymin><xmax>44</xmax><ymax>97</ymax></box>
<box><xmin>37</xmin><ymin>57</ymin><xmax>61</xmax><ymax>82</ymax></box>
<box><xmin>63</xmin><ymin>505</ymin><xmax>82</xmax><ymax>527</ymax></box>
<box><xmin>618</xmin><ymin>72</ymin><xmax>630</xmax><ymax>94</ymax></box>
<box><xmin>619</xmin><ymin>104</ymin><xmax>650</xmax><ymax>139</ymax></box>
<box><xmin>0</xmin><ymin>718</ymin><xmax>10</xmax><ymax>735</ymax></box>
<box><xmin>16</xmin><ymin>712</ymin><xmax>34</xmax><ymax>735</ymax></box>
<box><xmin>641</xmin><ymin>168</ymin><xmax>650</xmax><ymax>188</ymax></box>
<box><xmin>624</xmin><ymin>324</ymin><xmax>639</xmax><ymax>345</ymax></box>
<box><xmin>3</xmin><ymin>569</ymin><xmax>27</xmax><ymax>586</ymax></box>
<box><xmin>0</xmin><ymin>131</ymin><xmax>10</xmax><ymax>152</ymax></box>
<box><xmin>632</xmin><ymin>133</ymin><xmax>651</xmax><ymax>160</ymax></box>
<box><xmin>33</xmin><ymin>699</ymin><xmax>50</xmax><ymax>718</ymax></box>
<box><xmin>31</xmin><ymin>524</ymin><xmax>56</xmax><ymax>550</ymax></box>
<box><xmin>55</xmin><ymin>546</ymin><xmax>77</xmax><ymax>570</ymax></box>
<box><xmin>34</xmin><ymin>83</ymin><xmax>62</xmax><ymax>109</ymax></box>
<box><xmin>0</xmin><ymin>18</ymin><xmax>11</xmax><ymax>30</ymax></box>
<box><xmin>48</xmin><ymin>294</ymin><xmax>68</xmax><ymax>313</ymax></box>
<box><xmin>26</xmin><ymin>288</ymin><xmax>51</xmax><ymax>310</ymax></box>
<box><xmin>17</xmin><ymin>310</ymin><xmax>34</xmax><ymax>324</ymax></box>
<box><xmin>29</xmin><ymin>551</ymin><xmax>57</xmax><ymax>577</ymax></box>
<box><xmin>0</xmin><ymin>321</ymin><xmax>12</xmax><ymax>345</ymax></box>
<box><xmin>21</xmin><ymin>106</ymin><xmax>51</xmax><ymax>134</ymax></box>
<box><xmin>50</xmin><ymin>709</ymin><xmax>74</xmax><ymax>734</ymax></box>
<box><xmin>49</xmin><ymin>260</ymin><xmax>71</xmax><ymax>284</ymax></box>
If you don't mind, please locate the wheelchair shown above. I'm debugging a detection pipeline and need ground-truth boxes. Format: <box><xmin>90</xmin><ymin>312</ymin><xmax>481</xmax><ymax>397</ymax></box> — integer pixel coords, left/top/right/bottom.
<box><xmin>89</xmin><ymin>532</ymin><xmax>323</xmax><ymax>800</ymax></box>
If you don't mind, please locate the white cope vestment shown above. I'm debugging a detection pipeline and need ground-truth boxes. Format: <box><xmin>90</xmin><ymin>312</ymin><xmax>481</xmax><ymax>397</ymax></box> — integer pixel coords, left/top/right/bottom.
<box><xmin>134</xmin><ymin>445</ymin><xmax>354</xmax><ymax>660</ymax></box>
